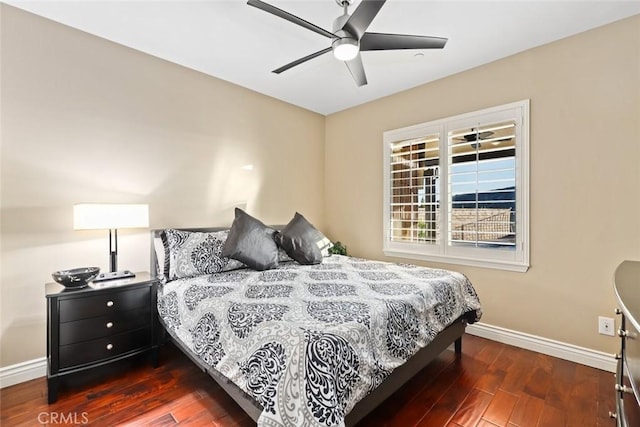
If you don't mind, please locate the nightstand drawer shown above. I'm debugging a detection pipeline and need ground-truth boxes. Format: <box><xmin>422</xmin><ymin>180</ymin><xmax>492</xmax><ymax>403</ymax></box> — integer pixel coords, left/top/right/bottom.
<box><xmin>59</xmin><ymin>287</ymin><xmax>150</xmax><ymax>322</ymax></box>
<box><xmin>59</xmin><ymin>327</ymin><xmax>151</xmax><ymax>369</ymax></box>
<box><xmin>59</xmin><ymin>308</ymin><xmax>150</xmax><ymax>345</ymax></box>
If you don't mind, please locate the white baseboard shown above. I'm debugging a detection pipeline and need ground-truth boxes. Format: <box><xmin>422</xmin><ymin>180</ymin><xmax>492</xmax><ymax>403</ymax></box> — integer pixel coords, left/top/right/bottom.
<box><xmin>0</xmin><ymin>357</ymin><xmax>46</xmax><ymax>389</ymax></box>
<box><xmin>466</xmin><ymin>322</ymin><xmax>617</xmax><ymax>373</ymax></box>
<box><xmin>0</xmin><ymin>323</ymin><xmax>616</xmax><ymax>389</ymax></box>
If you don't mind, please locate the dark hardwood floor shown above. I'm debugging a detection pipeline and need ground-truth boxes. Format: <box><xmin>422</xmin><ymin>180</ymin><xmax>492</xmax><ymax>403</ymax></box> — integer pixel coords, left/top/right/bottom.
<box><xmin>0</xmin><ymin>334</ymin><xmax>615</xmax><ymax>426</ymax></box>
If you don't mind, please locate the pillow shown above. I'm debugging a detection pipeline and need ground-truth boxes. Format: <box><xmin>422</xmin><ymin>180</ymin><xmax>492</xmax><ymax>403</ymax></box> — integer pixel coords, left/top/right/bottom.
<box><xmin>153</xmin><ymin>235</ymin><xmax>168</xmax><ymax>279</ymax></box>
<box><xmin>222</xmin><ymin>209</ymin><xmax>279</xmax><ymax>271</ymax></box>
<box><xmin>274</xmin><ymin>212</ymin><xmax>331</xmax><ymax>265</ymax></box>
<box><xmin>163</xmin><ymin>229</ymin><xmax>242</xmax><ymax>280</ymax></box>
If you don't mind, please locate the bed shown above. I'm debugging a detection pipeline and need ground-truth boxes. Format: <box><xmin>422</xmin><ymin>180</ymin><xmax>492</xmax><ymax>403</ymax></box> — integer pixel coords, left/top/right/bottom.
<box><xmin>151</xmin><ymin>224</ymin><xmax>482</xmax><ymax>427</ymax></box>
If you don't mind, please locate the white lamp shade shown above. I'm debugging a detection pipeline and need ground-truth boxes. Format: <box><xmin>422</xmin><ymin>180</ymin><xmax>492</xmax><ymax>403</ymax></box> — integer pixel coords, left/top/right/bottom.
<box><xmin>73</xmin><ymin>204</ymin><xmax>149</xmax><ymax>230</ymax></box>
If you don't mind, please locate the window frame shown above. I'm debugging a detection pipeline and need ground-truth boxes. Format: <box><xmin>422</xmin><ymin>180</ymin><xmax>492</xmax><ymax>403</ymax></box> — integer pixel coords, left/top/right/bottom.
<box><xmin>382</xmin><ymin>100</ymin><xmax>530</xmax><ymax>272</ymax></box>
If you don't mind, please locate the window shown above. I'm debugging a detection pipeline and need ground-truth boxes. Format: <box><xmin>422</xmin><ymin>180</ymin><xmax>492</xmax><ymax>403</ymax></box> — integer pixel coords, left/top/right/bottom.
<box><xmin>383</xmin><ymin>100</ymin><xmax>529</xmax><ymax>272</ymax></box>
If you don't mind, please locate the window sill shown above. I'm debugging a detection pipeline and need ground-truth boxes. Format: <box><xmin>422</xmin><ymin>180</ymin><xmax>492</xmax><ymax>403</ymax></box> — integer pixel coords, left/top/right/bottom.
<box><xmin>383</xmin><ymin>249</ymin><xmax>530</xmax><ymax>273</ymax></box>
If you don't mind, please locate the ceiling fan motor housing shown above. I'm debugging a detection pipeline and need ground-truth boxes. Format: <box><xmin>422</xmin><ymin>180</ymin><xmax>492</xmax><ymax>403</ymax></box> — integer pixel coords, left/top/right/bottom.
<box><xmin>332</xmin><ymin>12</ymin><xmax>350</xmax><ymax>36</ymax></box>
<box><xmin>332</xmin><ymin>13</ymin><xmax>359</xmax><ymax>60</ymax></box>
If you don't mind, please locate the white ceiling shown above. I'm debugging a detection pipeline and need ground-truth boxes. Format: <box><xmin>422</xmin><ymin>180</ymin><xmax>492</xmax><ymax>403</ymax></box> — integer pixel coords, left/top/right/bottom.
<box><xmin>7</xmin><ymin>1</ymin><xmax>640</xmax><ymax>115</ymax></box>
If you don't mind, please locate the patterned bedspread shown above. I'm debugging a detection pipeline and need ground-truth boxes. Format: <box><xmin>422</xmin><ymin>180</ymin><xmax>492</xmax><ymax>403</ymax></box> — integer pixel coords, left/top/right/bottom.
<box><xmin>157</xmin><ymin>255</ymin><xmax>481</xmax><ymax>427</ymax></box>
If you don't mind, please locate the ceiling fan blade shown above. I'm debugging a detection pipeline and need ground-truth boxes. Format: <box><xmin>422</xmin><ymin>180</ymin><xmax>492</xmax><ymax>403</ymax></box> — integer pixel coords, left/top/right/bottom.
<box><xmin>272</xmin><ymin>47</ymin><xmax>332</xmax><ymax>74</ymax></box>
<box><xmin>247</xmin><ymin>0</ymin><xmax>336</xmax><ymax>39</ymax></box>
<box><xmin>360</xmin><ymin>32</ymin><xmax>447</xmax><ymax>51</ymax></box>
<box><xmin>342</xmin><ymin>0</ymin><xmax>386</xmax><ymax>40</ymax></box>
<box><xmin>345</xmin><ymin>53</ymin><xmax>368</xmax><ymax>87</ymax></box>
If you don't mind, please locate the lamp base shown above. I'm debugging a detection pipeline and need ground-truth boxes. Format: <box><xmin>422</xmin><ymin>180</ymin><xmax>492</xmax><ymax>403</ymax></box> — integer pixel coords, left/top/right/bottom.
<box><xmin>92</xmin><ymin>270</ymin><xmax>136</xmax><ymax>282</ymax></box>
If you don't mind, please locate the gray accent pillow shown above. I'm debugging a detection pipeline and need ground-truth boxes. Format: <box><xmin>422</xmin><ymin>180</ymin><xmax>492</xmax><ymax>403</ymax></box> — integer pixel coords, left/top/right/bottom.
<box><xmin>274</xmin><ymin>212</ymin><xmax>331</xmax><ymax>265</ymax></box>
<box><xmin>222</xmin><ymin>208</ymin><xmax>279</xmax><ymax>271</ymax></box>
<box><xmin>164</xmin><ymin>229</ymin><xmax>242</xmax><ymax>280</ymax></box>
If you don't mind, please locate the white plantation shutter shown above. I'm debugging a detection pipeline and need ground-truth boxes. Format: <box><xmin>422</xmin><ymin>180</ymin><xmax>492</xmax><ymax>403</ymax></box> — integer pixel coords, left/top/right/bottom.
<box><xmin>383</xmin><ymin>100</ymin><xmax>529</xmax><ymax>272</ymax></box>
<box><xmin>447</xmin><ymin>121</ymin><xmax>516</xmax><ymax>249</ymax></box>
<box><xmin>389</xmin><ymin>134</ymin><xmax>440</xmax><ymax>244</ymax></box>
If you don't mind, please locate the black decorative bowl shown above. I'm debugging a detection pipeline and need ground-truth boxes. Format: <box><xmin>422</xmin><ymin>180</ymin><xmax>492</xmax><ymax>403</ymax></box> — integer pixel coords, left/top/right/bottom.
<box><xmin>52</xmin><ymin>267</ymin><xmax>100</xmax><ymax>288</ymax></box>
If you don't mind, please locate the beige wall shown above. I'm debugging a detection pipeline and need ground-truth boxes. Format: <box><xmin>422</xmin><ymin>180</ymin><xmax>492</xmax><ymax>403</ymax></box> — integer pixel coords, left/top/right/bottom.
<box><xmin>0</xmin><ymin>5</ymin><xmax>325</xmax><ymax>367</ymax></box>
<box><xmin>325</xmin><ymin>15</ymin><xmax>640</xmax><ymax>353</ymax></box>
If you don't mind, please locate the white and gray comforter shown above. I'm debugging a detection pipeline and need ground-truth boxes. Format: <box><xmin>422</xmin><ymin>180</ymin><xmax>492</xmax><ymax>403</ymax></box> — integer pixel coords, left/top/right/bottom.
<box><xmin>157</xmin><ymin>255</ymin><xmax>482</xmax><ymax>427</ymax></box>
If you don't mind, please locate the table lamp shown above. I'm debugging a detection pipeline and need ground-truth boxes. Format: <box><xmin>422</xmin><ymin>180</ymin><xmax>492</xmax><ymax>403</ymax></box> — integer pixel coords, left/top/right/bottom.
<box><xmin>73</xmin><ymin>203</ymin><xmax>149</xmax><ymax>282</ymax></box>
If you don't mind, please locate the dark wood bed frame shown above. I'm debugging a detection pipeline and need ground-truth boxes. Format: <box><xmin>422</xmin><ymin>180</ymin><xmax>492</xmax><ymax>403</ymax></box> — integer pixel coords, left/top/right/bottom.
<box><xmin>150</xmin><ymin>228</ymin><xmax>467</xmax><ymax>426</ymax></box>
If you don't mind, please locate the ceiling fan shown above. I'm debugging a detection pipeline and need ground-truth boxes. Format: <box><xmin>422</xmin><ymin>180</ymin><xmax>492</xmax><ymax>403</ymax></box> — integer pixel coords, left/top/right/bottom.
<box><xmin>247</xmin><ymin>0</ymin><xmax>448</xmax><ymax>87</ymax></box>
<box><xmin>454</xmin><ymin>128</ymin><xmax>519</xmax><ymax>150</ymax></box>
<box><xmin>457</xmin><ymin>129</ymin><xmax>495</xmax><ymax>143</ymax></box>
<box><xmin>452</xmin><ymin>128</ymin><xmax>494</xmax><ymax>149</ymax></box>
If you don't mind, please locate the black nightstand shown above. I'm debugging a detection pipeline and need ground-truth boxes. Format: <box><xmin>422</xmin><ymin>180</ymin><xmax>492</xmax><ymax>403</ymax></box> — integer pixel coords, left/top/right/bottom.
<box><xmin>46</xmin><ymin>272</ymin><xmax>159</xmax><ymax>403</ymax></box>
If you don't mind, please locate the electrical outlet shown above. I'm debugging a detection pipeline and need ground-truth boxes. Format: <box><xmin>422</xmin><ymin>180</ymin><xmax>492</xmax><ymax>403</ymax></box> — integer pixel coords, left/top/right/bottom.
<box><xmin>599</xmin><ymin>316</ymin><xmax>615</xmax><ymax>336</ymax></box>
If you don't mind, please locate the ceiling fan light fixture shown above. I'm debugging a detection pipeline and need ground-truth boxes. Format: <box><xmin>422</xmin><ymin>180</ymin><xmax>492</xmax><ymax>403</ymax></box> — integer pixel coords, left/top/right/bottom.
<box><xmin>332</xmin><ymin>37</ymin><xmax>359</xmax><ymax>61</ymax></box>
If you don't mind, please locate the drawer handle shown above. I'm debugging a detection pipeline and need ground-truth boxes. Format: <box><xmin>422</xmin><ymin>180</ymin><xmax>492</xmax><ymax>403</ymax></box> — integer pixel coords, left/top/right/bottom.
<box><xmin>106</xmin><ymin>343</ymin><xmax>113</xmax><ymax>351</ymax></box>
<box><xmin>618</xmin><ymin>329</ymin><xmax>637</xmax><ymax>339</ymax></box>
<box><xmin>106</xmin><ymin>301</ymin><xmax>114</xmax><ymax>307</ymax></box>
<box><xmin>106</xmin><ymin>322</ymin><xmax>114</xmax><ymax>329</ymax></box>
<box><xmin>609</xmin><ymin>411</ymin><xmax>617</xmax><ymax>419</ymax></box>
<box><xmin>615</xmin><ymin>384</ymin><xmax>633</xmax><ymax>394</ymax></box>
